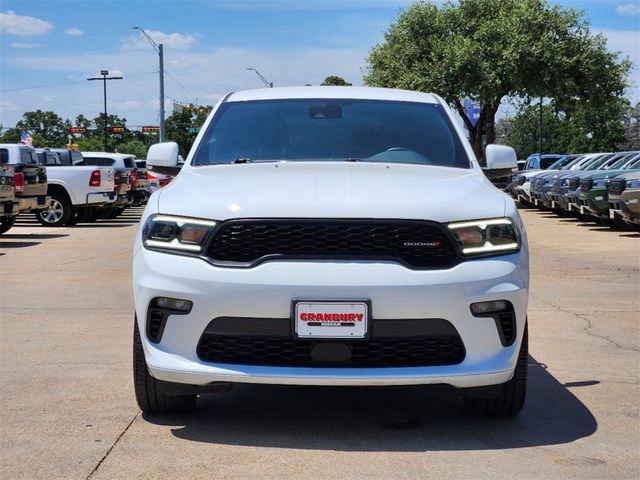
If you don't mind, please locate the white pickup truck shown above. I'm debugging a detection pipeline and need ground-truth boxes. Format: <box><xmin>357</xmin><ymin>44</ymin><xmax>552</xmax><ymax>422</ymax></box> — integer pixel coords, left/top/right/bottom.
<box><xmin>35</xmin><ymin>149</ymin><xmax>116</xmax><ymax>227</ymax></box>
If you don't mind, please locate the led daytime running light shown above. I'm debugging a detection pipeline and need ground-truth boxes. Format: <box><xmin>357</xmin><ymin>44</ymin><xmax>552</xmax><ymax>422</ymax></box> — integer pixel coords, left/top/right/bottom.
<box><xmin>448</xmin><ymin>218</ymin><xmax>512</xmax><ymax>230</ymax></box>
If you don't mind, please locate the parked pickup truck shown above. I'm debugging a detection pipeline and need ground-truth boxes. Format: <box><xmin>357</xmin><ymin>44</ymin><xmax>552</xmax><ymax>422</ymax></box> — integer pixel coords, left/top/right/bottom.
<box><xmin>83</xmin><ymin>152</ymin><xmax>149</xmax><ymax>205</ymax></box>
<box><xmin>34</xmin><ymin>148</ymin><xmax>116</xmax><ymax>227</ymax></box>
<box><xmin>0</xmin><ymin>163</ymin><xmax>18</xmax><ymax>233</ymax></box>
<box><xmin>0</xmin><ymin>144</ymin><xmax>49</xmax><ymax>228</ymax></box>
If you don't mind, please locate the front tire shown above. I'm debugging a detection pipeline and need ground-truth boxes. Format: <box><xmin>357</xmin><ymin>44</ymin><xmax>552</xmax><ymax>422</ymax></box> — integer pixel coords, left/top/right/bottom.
<box><xmin>133</xmin><ymin>316</ymin><xmax>197</xmax><ymax>414</ymax></box>
<box><xmin>463</xmin><ymin>322</ymin><xmax>528</xmax><ymax>417</ymax></box>
<box><xmin>36</xmin><ymin>192</ymin><xmax>72</xmax><ymax>227</ymax></box>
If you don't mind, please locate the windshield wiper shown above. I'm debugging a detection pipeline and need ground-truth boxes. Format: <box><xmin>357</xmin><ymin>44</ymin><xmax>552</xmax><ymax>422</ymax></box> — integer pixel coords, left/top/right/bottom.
<box><xmin>231</xmin><ymin>158</ymin><xmax>252</xmax><ymax>164</ymax></box>
<box><xmin>343</xmin><ymin>158</ymin><xmax>363</xmax><ymax>162</ymax></box>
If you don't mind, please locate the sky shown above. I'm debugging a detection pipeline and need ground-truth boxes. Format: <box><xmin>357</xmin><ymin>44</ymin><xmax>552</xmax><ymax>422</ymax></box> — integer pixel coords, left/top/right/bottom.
<box><xmin>0</xmin><ymin>0</ymin><xmax>639</xmax><ymax>129</ymax></box>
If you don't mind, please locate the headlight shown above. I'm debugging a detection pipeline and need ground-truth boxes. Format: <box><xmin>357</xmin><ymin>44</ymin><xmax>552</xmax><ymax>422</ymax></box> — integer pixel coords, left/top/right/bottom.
<box><xmin>626</xmin><ymin>180</ymin><xmax>640</xmax><ymax>189</ymax></box>
<box><xmin>448</xmin><ymin>218</ymin><xmax>520</xmax><ymax>256</ymax></box>
<box><xmin>142</xmin><ymin>214</ymin><xmax>216</xmax><ymax>254</ymax></box>
<box><xmin>593</xmin><ymin>179</ymin><xmax>607</xmax><ymax>187</ymax></box>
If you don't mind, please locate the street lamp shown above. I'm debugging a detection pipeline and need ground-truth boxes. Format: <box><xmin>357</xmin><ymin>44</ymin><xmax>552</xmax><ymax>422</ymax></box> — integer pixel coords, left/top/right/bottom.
<box><xmin>133</xmin><ymin>27</ymin><xmax>165</xmax><ymax>142</ymax></box>
<box><xmin>246</xmin><ymin>67</ymin><xmax>273</xmax><ymax>88</ymax></box>
<box><xmin>87</xmin><ymin>70</ymin><xmax>123</xmax><ymax>151</ymax></box>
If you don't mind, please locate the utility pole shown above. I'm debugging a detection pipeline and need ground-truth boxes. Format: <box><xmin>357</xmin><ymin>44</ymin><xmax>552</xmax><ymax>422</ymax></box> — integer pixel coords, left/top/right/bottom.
<box><xmin>538</xmin><ymin>97</ymin><xmax>543</xmax><ymax>154</ymax></box>
<box><xmin>133</xmin><ymin>27</ymin><xmax>165</xmax><ymax>141</ymax></box>
<box><xmin>247</xmin><ymin>67</ymin><xmax>273</xmax><ymax>88</ymax></box>
<box><xmin>87</xmin><ymin>70</ymin><xmax>123</xmax><ymax>151</ymax></box>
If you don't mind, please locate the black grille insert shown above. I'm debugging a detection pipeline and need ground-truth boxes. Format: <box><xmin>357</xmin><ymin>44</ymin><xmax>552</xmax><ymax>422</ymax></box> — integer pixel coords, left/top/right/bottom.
<box><xmin>608</xmin><ymin>179</ymin><xmax>626</xmax><ymax>196</ymax></box>
<box><xmin>196</xmin><ymin>317</ymin><xmax>465</xmax><ymax>367</ymax></box>
<box><xmin>204</xmin><ymin>219</ymin><xmax>459</xmax><ymax>269</ymax></box>
<box><xmin>197</xmin><ymin>335</ymin><xmax>465</xmax><ymax>367</ymax></box>
<box><xmin>580</xmin><ymin>179</ymin><xmax>593</xmax><ymax>192</ymax></box>
<box><xmin>568</xmin><ymin>178</ymin><xmax>581</xmax><ymax>190</ymax></box>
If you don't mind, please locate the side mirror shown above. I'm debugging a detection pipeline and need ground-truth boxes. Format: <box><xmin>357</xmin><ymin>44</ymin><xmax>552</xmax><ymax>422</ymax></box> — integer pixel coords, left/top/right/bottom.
<box><xmin>483</xmin><ymin>144</ymin><xmax>517</xmax><ymax>179</ymax></box>
<box><xmin>146</xmin><ymin>142</ymin><xmax>181</xmax><ymax>175</ymax></box>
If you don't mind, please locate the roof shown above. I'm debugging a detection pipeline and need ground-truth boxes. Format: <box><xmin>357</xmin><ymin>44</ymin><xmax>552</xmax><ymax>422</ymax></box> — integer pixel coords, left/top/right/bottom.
<box><xmin>82</xmin><ymin>151</ymin><xmax>134</xmax><ymax>159</ymax></box>
<box><xmin>226</xmin><ymin>86</ymin><xmax>439</xmax><ymax>104</ymax></box>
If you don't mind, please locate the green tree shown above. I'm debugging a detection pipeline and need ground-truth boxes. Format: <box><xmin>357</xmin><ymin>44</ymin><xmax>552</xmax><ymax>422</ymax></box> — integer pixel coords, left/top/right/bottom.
<box><xmin>165</xmin><ymin>105</ymin><xmax>212</xmax><ymax>157</ymax></box>
<box><xmin>116</xmin><ymin>139</ymin><xmax>148</xmax><ymax>159</ymax></box>
<box><xmin>12</xmin><ymin>110</ymin><xmax>70</xmax><ymax>147</ymax></box>
<box><xmin>364</xmin><ymin>0</ymin><xmax>631</xmax><ymax>162</ymax></box>
<box><xmin>321</xmin><ymin>76</ymin><xmax>353</xmax><ymax>86</ymax></box>
<box><xmin>618</xmin><ymin>102</ymin><xmax>640</xmax><ymax>151</ymax></box>
<box><xmin>76</xmin><ymin>136</ymin><xmax>106</xmax><ymax>152</ymax></box>
<box><xmin>504</xmin><ymin>99</ymin><xmax>627</xmax><ymax>158</ymax></box>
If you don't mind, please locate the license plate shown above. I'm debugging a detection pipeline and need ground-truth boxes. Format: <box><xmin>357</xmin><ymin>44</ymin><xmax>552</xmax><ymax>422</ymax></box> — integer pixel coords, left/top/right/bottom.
<box><xmin>568</xmin><ymin>203</ymin><xmax>573</xmax><ymax>211</ymax></box>
<box><xmin>534</xmin><ymin>198</ymin><xmax>539</xmax><ymax>206</ymax></box>
<box><xmin>293</xmin><ymin>301</ymin><xmax>369</xmax><ymax>339</ymax></box>
<box><xmin>580</xmin><ymin>206</ymin><xmax>585</xmax><ymax>214</ymax></box>
<box><xmin>609</xmin><ymin>210</ymin><xmax>620</xmax><ymax>219</ymax></box>
<box><xmin>551</xmin><ymin>200</ymin><xmax>556</xmax><ymax>208</ymax></box>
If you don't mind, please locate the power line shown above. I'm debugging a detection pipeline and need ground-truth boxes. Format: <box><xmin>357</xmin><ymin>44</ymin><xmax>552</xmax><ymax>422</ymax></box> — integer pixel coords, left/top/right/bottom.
<box><xmin>0</xmin><ymin>71</ymin><xmax>156</xmax><ymax>93</ymax></box>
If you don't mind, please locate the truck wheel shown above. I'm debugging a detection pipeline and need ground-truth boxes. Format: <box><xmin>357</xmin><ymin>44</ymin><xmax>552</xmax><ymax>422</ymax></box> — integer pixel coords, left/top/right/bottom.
<box><xmin>85</xmin><ymin>207</ymin><xmax>102</xmax><ymax>222</ymax></box>
<box><xmin>36</xmin><ymin>192</ymin><xmax>72</xmax><ymax>227</ymax></box>
<box><xmin>99</xmin><ymin>207</ymin><xmax>115</xmax><ymax>219</ymax></box>
<box><xmin>0</xmin><ymin>216</ymin><xmax>16</xmax><ymax>234</ymax></box>
<box><xmin>133</xmin><ymin>316</ymin><xmax>197</xmax><ymax>414</ymax></box>
<box><xmin>66</xmin><ymin>207</ymin><xmax>87</xmax><ymax>226</ymax></box>
<box><xmin>463</xmin><ymin>322</ymin><xmax>528</xmax><ymax>417</ymax></box>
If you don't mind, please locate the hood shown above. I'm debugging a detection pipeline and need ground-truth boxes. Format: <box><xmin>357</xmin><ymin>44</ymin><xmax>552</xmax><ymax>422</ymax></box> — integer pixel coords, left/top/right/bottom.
<box><xmin>157</xmin><ymin>162</ymin><xmax>507</xmax><ymax>223</ymax></box>
<box><xmin>588</xmin><ymin>169</ymin><xmax>638</xmax><ymax>181</ymax></box>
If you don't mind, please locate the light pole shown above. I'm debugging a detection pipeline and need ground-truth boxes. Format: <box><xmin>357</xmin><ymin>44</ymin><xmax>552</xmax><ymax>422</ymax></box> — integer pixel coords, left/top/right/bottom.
<box><xmin>87</xmin><ymin>70</ymin><xmax>123</xmax><ymax>151</ymax></box>
<box><xmin>133</xmin><ymin>27</ymin><xmax>165</xmax><ymax>142</ymax></box>
<box><xmin>247</xmin><ymin>67</ymin><xmax>273</xmax><ymax>88</ymax></box>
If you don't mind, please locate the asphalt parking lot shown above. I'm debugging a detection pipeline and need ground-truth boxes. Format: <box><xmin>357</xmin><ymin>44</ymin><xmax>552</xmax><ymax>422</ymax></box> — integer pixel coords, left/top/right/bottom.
<box><xmin>1</xmin><ymin>208</ymin><xmax>638</xmax><ymax>480</ymax></box>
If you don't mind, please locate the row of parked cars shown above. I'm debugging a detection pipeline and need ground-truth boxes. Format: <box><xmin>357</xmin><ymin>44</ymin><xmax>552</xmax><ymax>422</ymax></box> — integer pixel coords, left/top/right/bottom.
<box><xmin>0</xmin><ymin>143</ymin><xmax>173</xmax><ymax>234</ymax></box>
<box><xmin>507</xmin><ymin>151</ymin><xmax>640</xmax><ymax>230</ymax></box>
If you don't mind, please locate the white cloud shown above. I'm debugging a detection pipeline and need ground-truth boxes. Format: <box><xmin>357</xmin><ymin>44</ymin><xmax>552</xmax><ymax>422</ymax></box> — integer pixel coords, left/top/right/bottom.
<box><xmin>0</xmin><ymin>11</ymin><xmax>52</xmax><ymax>36</ymax></box>
<box><xmin>122</xmin><ymin>30</ymin><xmax>197</xmax><ymax>50</ymax></box>
<box><xmin>10</xmin><ymin>42</ymin><xmax>43</xmax><ymax>49</ymax></box>
<box><xmin>3</xmin><ymin>45</ymin><xmax>367</xmax><ymax>127</ymax></box>
<box><xmin>110</xmin><ymin>99</ymin><xmax>140</xmax><ymax>111</ymax></box>
<box><xmin>64</xmin><ymin>27</ymin><xmax>83</xmax><ymax>36</ymax></box>
<box><xmin>615</xmin><ymin>3</ymin><xmax>640</xmax><ymax>16</ymax></box>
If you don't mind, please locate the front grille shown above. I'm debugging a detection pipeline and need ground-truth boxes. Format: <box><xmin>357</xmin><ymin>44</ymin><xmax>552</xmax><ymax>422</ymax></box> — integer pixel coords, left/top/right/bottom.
<box><xmin>580</xmin><ymin>179</ymin><xmax>593</xmax><ymax>192</ymax></box>
<box><xmin>204</xmin><ymin>219</ymin><xmax>460</xmax><ymax>269</ymax></box>
<box><xmin>608</xmin><ymin>179</ymin><xmax>626</xmax><ymax>196</ymax></box>
<box><xmin>568</xmin><ymin>178</ymin><xmax>580</xmax><ymax>190</ymax></box>
<box><xmin>197</xmin><ymin>334</ymin><xmax>465</xmax><ymax>367</ymax></box>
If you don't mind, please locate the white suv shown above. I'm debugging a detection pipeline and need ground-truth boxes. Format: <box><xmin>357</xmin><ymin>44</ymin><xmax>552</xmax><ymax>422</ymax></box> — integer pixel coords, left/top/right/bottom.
<box><xmin>134</xmin><ymin>87</ymin><xmax>529</xmax><ymax>416</ymax></box>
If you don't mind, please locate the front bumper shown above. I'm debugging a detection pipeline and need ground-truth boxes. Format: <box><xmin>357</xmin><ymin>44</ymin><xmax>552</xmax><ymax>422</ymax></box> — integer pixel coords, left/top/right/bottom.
<box><xmin>621</xmin><ymin>189</ymin><xmax>640</xmax><ymax>217</ymax></box>
<box><xmin>134</xmin><ymin>248</ymin><xmax>529</xmax><ymax>388</ymax></box>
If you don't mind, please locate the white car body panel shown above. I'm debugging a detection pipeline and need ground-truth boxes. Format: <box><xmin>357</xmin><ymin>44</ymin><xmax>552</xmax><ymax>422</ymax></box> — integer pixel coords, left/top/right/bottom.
<box><xmin>45</xmin><ymin>166</ymin><xmax>115</xmax><ymax>205</ymax></box>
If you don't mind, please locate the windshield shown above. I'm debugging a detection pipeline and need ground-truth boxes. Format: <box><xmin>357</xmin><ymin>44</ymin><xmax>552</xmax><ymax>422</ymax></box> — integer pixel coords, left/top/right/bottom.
<box><xmin>584</xmin><ymin>153</ymin><xmax>615</xmax><ymax>170</ymax></box>
<box><xmin>84</xmin><ymin>157</ymin><xmax>115</xmax><ymax>167</ymax></box>
<box><xmin>549</xmin><ymin>155</ymin><xmax>577</xmax><ymax>170</ymax></box>
<box><xmin>540</xmin><ymin>156</ymin><xmax>563</xmax><ymax>169</ymax></box>
<box><xmin>192</xmin><ymin>99</ymin><xmax>471</xmax><ymax>168</ymax></box>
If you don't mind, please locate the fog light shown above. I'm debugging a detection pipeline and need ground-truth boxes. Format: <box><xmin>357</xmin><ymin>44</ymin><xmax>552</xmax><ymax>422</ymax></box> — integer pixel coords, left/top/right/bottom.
<box><xmin>470</xmin><ymin>300</ymin><xmax>509</xmax><ymax>315</ymax></box>
<box><xmin>153</xmin><ymin>297</ymin><xmax>193</xmax><ymax>312</ymax></box>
